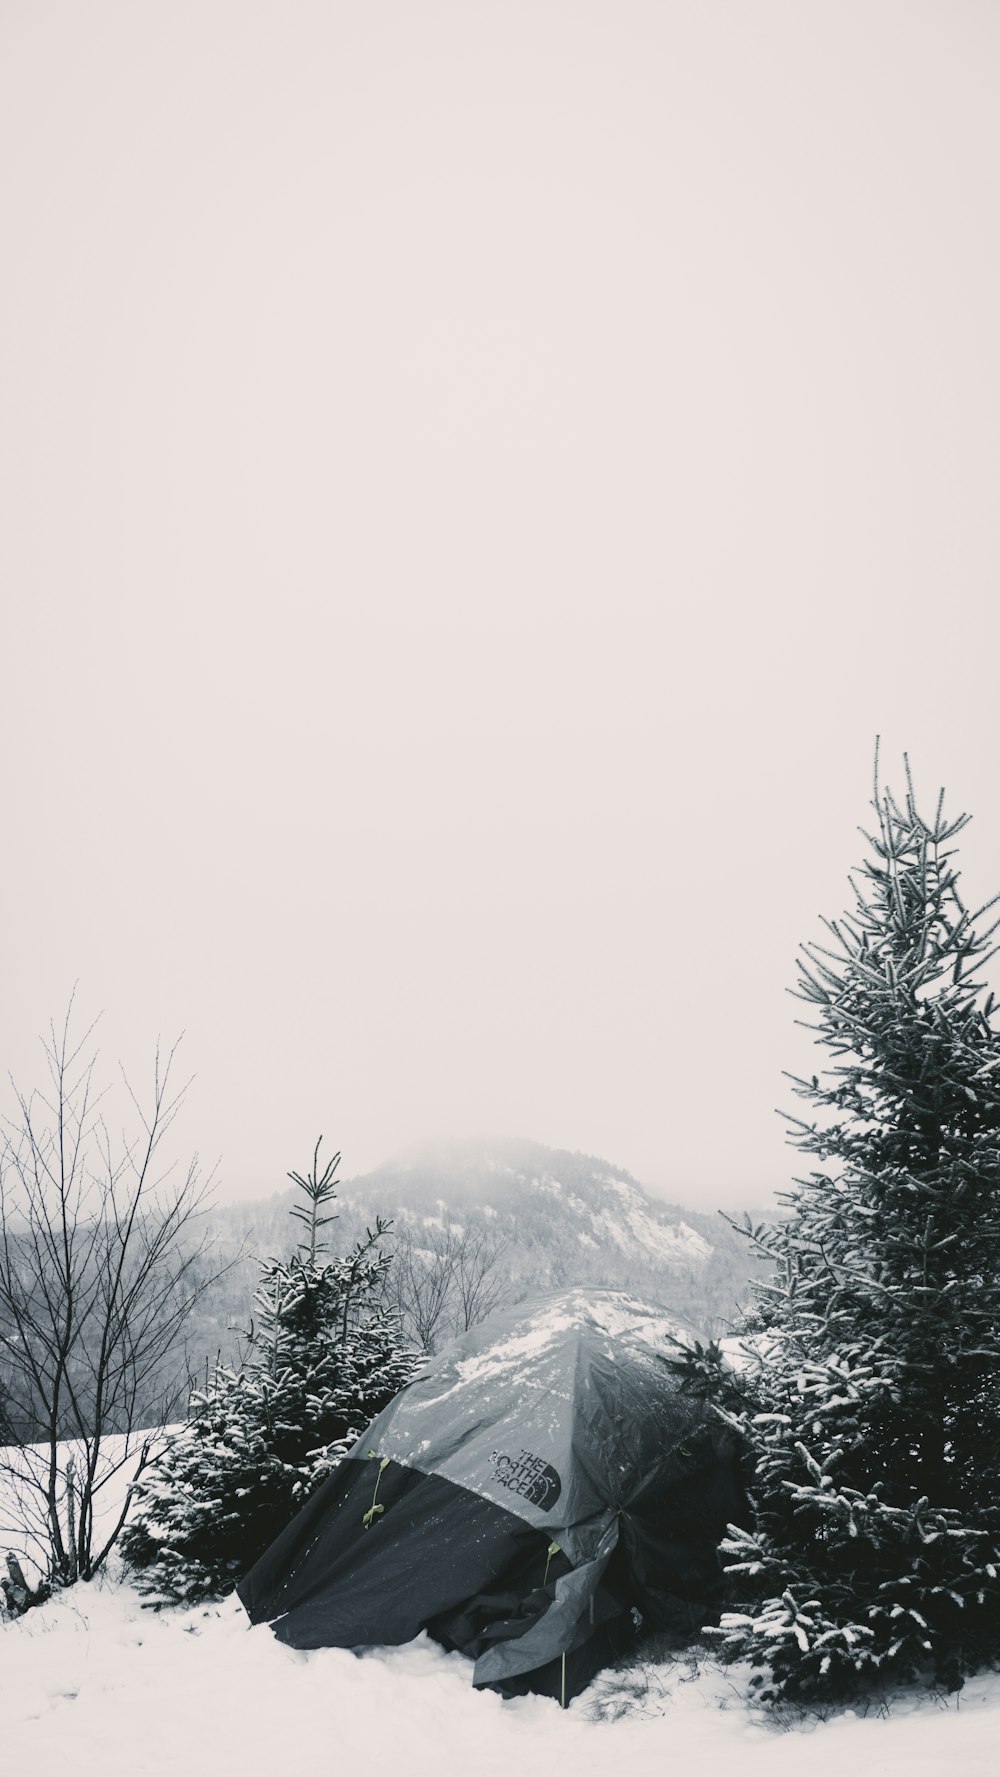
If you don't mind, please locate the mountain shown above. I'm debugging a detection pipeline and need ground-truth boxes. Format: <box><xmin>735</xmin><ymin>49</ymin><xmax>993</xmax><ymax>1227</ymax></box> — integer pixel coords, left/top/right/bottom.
<box><xmin>162</xmin><ymin>1138</ymin><xmax>772</xmax><ymax>1408</ymax></box>
<box><xmin>332</xmin><ymin>1137</ymin><xmax>767</xmax><ymax>1335</ymax></box>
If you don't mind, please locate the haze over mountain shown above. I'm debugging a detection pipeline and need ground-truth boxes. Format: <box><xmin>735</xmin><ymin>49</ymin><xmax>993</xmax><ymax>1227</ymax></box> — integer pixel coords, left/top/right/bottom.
<box><xmin>183</xmin><ymin>1137</ymin><xmax>770</xmax><ymax>1387</ymax></box>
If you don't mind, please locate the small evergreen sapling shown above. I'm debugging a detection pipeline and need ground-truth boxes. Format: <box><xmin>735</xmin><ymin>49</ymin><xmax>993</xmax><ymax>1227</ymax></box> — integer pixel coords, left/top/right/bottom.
<box><xmin>693</xmin><ymin>758</ymin><xmax>1000</xmax><ymax>1701</ymax></box>
<box><xmin>122</xmin><ymin>1140</ymin><xmax>419</xmax><ymax>1603</ymax></box>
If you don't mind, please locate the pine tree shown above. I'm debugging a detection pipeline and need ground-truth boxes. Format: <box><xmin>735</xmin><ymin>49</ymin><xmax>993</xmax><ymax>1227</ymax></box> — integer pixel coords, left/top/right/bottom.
<box><xmin>122</xmin><ymin>1140</ymin><xmax>419</xmax><ymax>1603</ymax></box>
<box><xmin>706</xmin><ymin>757</ymin><xmax>1000</xmax><ymax>1701</ymax></box>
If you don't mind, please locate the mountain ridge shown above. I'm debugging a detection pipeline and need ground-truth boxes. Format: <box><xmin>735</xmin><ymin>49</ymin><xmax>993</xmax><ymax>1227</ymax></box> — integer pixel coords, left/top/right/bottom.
<box><xmin>330</xmin><ymin>1135</ymin><xmax>767</xmax><ymax>1336</ymax></box>
<box><xmin>174</xmin><ymin>1136</ymin><xmax>772</xmax><ymax>1386</ymax></box>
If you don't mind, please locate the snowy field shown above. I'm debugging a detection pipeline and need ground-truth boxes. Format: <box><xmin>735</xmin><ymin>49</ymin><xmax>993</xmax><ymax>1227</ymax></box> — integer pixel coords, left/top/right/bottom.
<box><xmin>5</xmin><ymin>1580</ymin><xmax>1000</xmax><ymax>1777</ymax></box>
<box><xmin>4</xmin><ymin>1442</ymin><xmax>1000</xmax><ymax>1777</ymax></box>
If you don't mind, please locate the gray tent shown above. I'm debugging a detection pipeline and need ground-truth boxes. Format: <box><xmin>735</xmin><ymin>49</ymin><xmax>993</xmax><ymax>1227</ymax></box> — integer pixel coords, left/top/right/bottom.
<box><xmin>238</xmin><ymin>1288</ymin><xmax>749</xmax><ymax>1702</ymax></box>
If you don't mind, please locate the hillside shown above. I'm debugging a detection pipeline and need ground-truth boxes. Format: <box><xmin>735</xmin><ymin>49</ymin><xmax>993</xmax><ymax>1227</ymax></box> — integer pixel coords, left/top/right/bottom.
<box><xmin>338</xmin><ymin>1137</ymin><xmax>765</xmax><ymax>1325</ymax></box>
<box><xmin>180</xmin><ymin>1138</ymin><xmax>771</xmax><ymax>1385</ymax></box>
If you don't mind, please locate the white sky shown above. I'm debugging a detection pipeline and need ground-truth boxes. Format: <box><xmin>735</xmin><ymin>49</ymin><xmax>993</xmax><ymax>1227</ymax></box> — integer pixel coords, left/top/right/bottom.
<box><xmin>3</xmin><ymin>1</ymin><xmax>1000</xmax><ymax>1209</ymax></box>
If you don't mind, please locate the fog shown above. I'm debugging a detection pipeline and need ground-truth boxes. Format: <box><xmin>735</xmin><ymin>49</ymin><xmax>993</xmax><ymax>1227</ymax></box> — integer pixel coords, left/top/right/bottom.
<box><xmin>3</xmin><ymin>2</ymin><xmax>999</xmax><ymax>1208</ymax></box>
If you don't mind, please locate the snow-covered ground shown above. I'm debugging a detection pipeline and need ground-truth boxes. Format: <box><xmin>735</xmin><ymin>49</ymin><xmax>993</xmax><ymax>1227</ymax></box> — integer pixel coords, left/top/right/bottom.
<box><xmin>0</xmin><ymin>1431</ymin><xmax>172</xmax><ymax>1588</ymax></box>
<box><xmin>4</xmin><ymin>1578</ymin><xmax>999</xmax><ymax>1777</ymax></box>
<box><xmin>4</xmin><ymin>1436</ymin><xmax>999</xmax><ymax>1775</ymax></box>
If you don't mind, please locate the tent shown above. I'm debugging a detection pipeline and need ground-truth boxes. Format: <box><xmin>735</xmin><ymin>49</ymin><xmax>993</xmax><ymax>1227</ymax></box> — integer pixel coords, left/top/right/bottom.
<box><xmin>237</xmin><ymin>1288</ymin><xmax>750</xmax><ymax>1703</ymax></box>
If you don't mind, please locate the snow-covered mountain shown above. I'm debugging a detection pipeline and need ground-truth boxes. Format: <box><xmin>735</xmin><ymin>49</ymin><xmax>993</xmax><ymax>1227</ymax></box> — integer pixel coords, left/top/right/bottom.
<box><xmin>174</xmin><ymin>1139</ymin><xmax>769</xmax><ymax>1387</ymax></box>
<box><xmin>363</xmin><ymin>1136</ymin><xmax>711</xmax><ymax>1261</ymax></box>
<box><xmin>332</xmin><ymin>1137</ymin><xmax>764</xmax><ymax>1334</ymax></box>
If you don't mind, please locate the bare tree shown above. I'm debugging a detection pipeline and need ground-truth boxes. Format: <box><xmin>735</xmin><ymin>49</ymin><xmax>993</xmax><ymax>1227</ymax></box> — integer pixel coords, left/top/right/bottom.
<box><xmin>450</xmin><ymin>1218</ymin><xmax>513</xmax><ymax>1332</ymax></box>
<box><xmin>389</xmin><ymin>1215</ymin><xmax>511</xmax><ymax>1354</ymax></box>
<box><xmin>0</xmin><ymin>1000</ymin><xmax>224</xmax><ymax>1592</ymax></box>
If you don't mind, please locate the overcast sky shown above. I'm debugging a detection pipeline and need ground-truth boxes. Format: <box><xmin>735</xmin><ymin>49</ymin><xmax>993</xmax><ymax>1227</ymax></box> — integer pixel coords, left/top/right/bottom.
<box><xmin>3</xmin><ymin>1</ymin><xmax>1000</xmax><ymax>1210</ymax></box>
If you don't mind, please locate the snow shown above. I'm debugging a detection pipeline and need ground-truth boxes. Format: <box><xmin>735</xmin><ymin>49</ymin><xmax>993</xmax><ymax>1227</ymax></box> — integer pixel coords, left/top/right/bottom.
<box><xmin>521</xmin><ymin>1167</ymin><xmax>708</xmax><ymax>1277</ymax></box>
<box><xmin>1</xmin><ymin>1432</ymin><xmax>173</xmax><ymax>1588</ymax></box>
<box><xmin>678</xmin><ymin>1219</ymin><xmax>713</xmax><ymax>1259</ymax></box>
<box><xmin>4</xmin><ymin>1579</ymin><xmax>1000</xmax><ymax>1777</ymax></box>
<box><xmin>454</xmin><ymin>1308</ymin><xmax>581</xmax><ymax>1383</ymax></box>
<box><xmin>449</xmin><ymin>1292</ymin><xmax>691</xmax><ymax>1391</ymax></box>
<box><xmin>583</xmin><ymin>1179</ymin><xmax>712</xmax><ymax>1269</ymax></box>
<box><xmin>570</xmin><ymin>1291</ymin><xmax>690</xmax><ymax>1348</ymax></box>
<box><xmin>531</xmin><ymin>1172</ymin><xmax>564</xmax><ymax>1196</ymax></box>
<box><xmin>4</xmin><ymin>1434</ymin><xmax>1000</xmax><ymax>1774</ymax></box>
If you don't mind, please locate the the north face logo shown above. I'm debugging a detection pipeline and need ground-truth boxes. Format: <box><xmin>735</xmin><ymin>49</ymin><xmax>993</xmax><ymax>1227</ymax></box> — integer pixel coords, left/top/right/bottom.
<box><xmin>490</xmin><ymin>1448</ymin><xmax>562</xmax><ymax>1510</ymax></box>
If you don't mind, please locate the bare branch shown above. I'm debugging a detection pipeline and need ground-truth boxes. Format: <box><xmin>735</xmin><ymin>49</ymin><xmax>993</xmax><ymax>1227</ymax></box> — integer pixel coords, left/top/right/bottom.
<box><xmin>0</xmin><ymin>1003</ymin><xmax>227</xmax><ymax>1587</ymax></box>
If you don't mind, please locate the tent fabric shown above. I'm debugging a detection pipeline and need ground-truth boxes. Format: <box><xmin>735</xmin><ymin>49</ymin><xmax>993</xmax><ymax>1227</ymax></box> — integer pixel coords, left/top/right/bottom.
<box><xmin>237</xmin><ymin>1288</ymin><xmax>749</xmax><ymax>1700</ymax></box>
<box><xmin>237</xmin><ymin>1459</ymin><xmax>549</xmax><ymax>1651</ymax></box>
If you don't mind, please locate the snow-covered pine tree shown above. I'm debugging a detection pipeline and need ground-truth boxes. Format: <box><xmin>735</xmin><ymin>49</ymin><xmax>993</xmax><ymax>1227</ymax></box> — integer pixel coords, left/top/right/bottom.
<box><xmin>708</xmin><ymin>757</ymin><xmax>1000</xmax><ymax>1701</ymax></box>
<box><xmin>122</xmin><ymin>1140</ymin><xmax>419</xmax><ymax>1603</ymax></box>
